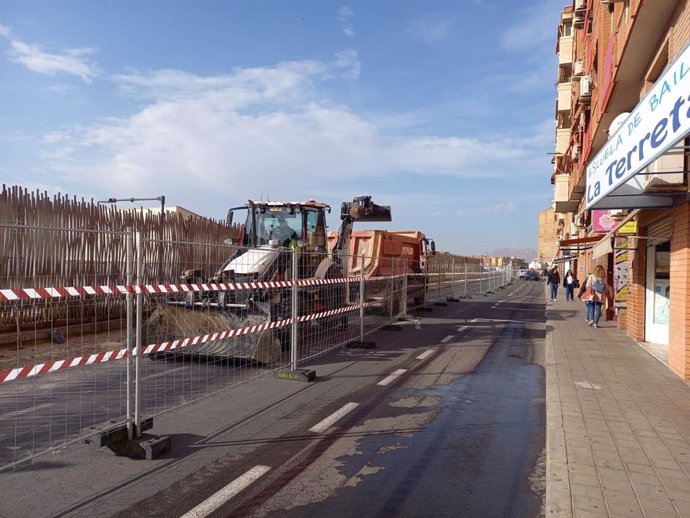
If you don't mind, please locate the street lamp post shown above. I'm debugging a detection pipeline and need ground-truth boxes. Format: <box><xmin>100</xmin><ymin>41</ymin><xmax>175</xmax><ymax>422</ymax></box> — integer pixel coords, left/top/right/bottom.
<box><xmin>97</xmin><ymin>195</ymin><xmax>166</xmax><ymax>279</ymax></box>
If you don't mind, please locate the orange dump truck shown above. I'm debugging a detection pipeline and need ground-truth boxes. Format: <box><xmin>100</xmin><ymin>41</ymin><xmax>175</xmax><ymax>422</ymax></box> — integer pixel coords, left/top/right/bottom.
<box><xmin>327</xmin><ymin>230</ymin><xmax>435</xmax><ymax>306</ymax></box>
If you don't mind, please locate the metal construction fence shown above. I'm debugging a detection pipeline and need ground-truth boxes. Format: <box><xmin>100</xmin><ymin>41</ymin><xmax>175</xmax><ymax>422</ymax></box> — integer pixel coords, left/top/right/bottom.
<box><xmin>0</xmin><ymin>226</ymin><xmax>514</xmax><ymax>471</ymax></box>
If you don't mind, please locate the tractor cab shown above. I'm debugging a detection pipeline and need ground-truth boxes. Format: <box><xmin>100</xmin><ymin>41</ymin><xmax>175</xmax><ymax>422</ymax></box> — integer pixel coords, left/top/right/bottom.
<box><xmin>228</xmin><ymin>200</ymin><xmax>330</xmax><ymax>251</ymax></box>
<box><xmin>220</xmin><ymin>200</ymin><xmax>331</xmax><ymax>281</ymax></box>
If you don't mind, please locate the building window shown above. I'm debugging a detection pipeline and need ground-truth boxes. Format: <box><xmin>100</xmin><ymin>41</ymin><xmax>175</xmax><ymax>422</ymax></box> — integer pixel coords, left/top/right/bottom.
<box><xmin>563</xmin><ymin>21</ymin><xmax>572</xmax><ymax>37</ymax></box>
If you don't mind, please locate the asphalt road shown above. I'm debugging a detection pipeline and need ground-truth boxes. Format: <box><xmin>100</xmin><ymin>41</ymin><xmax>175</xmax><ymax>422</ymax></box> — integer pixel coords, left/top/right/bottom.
<box><xmin>0</xmin><ymin>277</ymin><xmax>545</xmax><ymax>518</ymax></box>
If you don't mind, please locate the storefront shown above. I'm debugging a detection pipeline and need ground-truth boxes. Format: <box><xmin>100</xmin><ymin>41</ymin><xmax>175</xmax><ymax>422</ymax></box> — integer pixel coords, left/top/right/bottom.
<box><xmin>584</xmin><ymin>43</ymin><xmax>690</xmax><ymax>377</ymax></box>
<box><xmin>643</xmin><ymin>218</ymin><xmax>672</xmax><ymax>345</ymax></box>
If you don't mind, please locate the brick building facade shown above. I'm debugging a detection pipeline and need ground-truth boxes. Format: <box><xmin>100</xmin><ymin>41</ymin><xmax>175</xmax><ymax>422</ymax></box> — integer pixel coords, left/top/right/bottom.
<box><xmin>551</xmin><ymin>0</ymin><xmax>690</xmax><ymax>379</ymax></box>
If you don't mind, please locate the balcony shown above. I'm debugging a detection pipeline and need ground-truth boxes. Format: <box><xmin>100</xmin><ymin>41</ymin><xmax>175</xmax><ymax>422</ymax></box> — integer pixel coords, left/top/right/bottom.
<box><xmin>553</xmin><ymin>174</ymin><xmax>579</xmax><ymax>213</ymax></box>
<box><xmin>557</xmin><ymin>82</ymin><xmax>572</xmax><ymax>112</ymax></box>
<box><xmin>556</xmin><ymin>128</ymin><xmax>570</xmax><ymax>155</ymax></box>
<box><xmin>559</xmin><ymin>35</ymin><xmax>573</xmax><ymax>66</ymax></box>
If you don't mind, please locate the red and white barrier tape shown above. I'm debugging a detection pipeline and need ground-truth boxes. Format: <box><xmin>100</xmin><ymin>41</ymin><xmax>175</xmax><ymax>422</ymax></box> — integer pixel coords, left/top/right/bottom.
<box><xmin>0</xmin><ymin>302</ymin><xmax>381</xmax><ymax>384</ymax></box>
<box><xmin>0</xmin><ymin>275</ymin><xmax>404</xmax><ymax>302</ymax></box>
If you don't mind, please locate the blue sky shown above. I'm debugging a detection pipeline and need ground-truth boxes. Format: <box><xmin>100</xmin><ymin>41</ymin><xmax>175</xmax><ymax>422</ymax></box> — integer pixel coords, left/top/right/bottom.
<box><xmin>0</xmin><ymin>0</ymin><xmax>561</xmax><ymax>257</ymax></box>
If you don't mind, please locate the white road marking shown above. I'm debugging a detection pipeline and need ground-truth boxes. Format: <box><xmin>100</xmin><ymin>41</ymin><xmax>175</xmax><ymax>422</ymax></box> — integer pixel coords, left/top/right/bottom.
<box><xmin>470</xmin><ymin>318</ymin><xmax>531</xmax><ymax>324</ymax></box>
<box><xmin>180</xmin><ymin>465</ymin><xmax>271</xmax><ymax>518</ymax></box>
<box><xmin>470</xmin><ymin>318</ymin><xmax>479</xmax><ymax>323</ymax></box>
<box><xmin>456</xmin><ymin>326</ymin><xmax>468</xmax><ymax>333</ymax></box>
<box><xmin>2</xmin><ymin>403</ymin><xmax>52</xmax><ymax>419</ymax></box>
<box><xmin>416</xmin><ymin>349</ymin><xmax>435</xmax><ymax>360</ymax></box>
<box><xmin>440</xmin><ymin>335</ymin><xmax>454</xmax><ymax>343</ymax></box>
<box><xmin>309</xmin><ymin>402</ymin><xmax>359</xmax><ymax>433</ymax></box>
<box><xmin>377</xmin><ymin>369</ymin><xmax>407</xmax><ymax>387</ymax></box>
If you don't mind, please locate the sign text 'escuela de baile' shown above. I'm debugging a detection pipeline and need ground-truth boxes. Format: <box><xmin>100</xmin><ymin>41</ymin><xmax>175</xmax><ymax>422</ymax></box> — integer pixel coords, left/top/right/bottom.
<box><xmin>586</xmin><ymin>42</ymin><xmax>690</xmax><ymax>210</ymax></box>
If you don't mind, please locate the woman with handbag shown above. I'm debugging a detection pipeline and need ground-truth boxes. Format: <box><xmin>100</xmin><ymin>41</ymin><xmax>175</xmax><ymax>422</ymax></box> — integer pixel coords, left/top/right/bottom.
<box><xmin>578</xmin><ymin>272</ymin><xmax>596</xmax><ymax>323</ymax></box>
<box><xmin>589</xmin><ymin>265</ymin><xmax>609</xmax><ymax>327</ymax></box>
<box><xmin>578</xmin><ymin>266</ymin><xmax>609</xmax><ymax>327</ymax></box>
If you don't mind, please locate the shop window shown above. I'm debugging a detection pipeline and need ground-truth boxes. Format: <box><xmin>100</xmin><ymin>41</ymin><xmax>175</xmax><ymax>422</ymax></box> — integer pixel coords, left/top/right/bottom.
<box><xmin>652</xmin><ymin>241</ymin><xmax>670</xmax><ymax>326</ymax></box>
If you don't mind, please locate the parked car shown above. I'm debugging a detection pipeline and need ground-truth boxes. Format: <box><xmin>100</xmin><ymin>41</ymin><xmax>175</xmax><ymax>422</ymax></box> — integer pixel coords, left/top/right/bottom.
<box><xmin>525</xmin><ymin>270</ymin><xmax>540</xmax><ymax>281</ymax></box>
<box><xmin>518</xmin><ymin>269</ymin><xmax>529</xmax><ymax>279</ymax></box>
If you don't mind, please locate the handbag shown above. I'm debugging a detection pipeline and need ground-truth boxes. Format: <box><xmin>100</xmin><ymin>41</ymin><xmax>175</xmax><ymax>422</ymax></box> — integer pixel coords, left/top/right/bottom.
<box><xmin>592</xmin><ymin>279</ymin><xmax>604</xmax><ymax>293</ymax></box>
<box><xmin>582</xmin><ymin>287</ymin><xmax>594</xmax><ymax>301</ymax></box>
<box><xmin>573</xmin><ymin>279</ymin><xmax>580</xmax><ymax>289</ymax></box>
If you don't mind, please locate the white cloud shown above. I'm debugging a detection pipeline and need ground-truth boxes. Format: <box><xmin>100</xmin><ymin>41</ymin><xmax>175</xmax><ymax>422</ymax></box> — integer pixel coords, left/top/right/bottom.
<box><xmin>39</xmin><ymin>55</ymin><xmax>549</xmax><ymax>211</ymax></box>
<box><xmin>479</xmin><ymin>201</ymin><xmax>517</xmax><ymax>215</ymax></box>
<box><xmin>46</xmin><ymin>83</ymin><xmax>77</xmax><ymax>95</ymax></box>
<box><xmin>407</xmin><ymin>15</ymin><xmax>455</xmax><ymax>45</ymax></box>
<box><xmin>112</xmin><ymin>52</ymin><xmax>359</xmax><ymax>101</ymax></box>
<box><xmin>338</xmin><ymin>6</ymin><xmax>355</xmax><ymax>37</ymax></box>
<box><xmin>501</xmin><ymin>0</ymin><xmax>559</xmax><ymax>52</ymax></box>
<box><xmin>0</xmin><ymin>27</ymin><xmax>99</xmax><ymax>83</ymax></box>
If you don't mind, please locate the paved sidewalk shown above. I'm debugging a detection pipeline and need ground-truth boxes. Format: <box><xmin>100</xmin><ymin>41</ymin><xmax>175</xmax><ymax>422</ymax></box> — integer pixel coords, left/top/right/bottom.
<box><xmin>545</xmin><ymin>297</ymin><xmax>690</xmax><ymax>518</ymax></box>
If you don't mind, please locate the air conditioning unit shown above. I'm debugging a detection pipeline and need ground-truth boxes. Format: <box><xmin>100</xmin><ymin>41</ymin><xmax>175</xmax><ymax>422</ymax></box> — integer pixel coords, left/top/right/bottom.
<box><xmin>642</xmin><ymin>148</ymin><xmax>686</xmax><ymax>192</ymax></box>
<box><xmin>571</xmin><ymin>144</ymin><xmax>580</xmax><ymax>160</ymax></box>
<box><xmin>608</xmin><ymin>209</ymin><xmax>627</xmax><ymax>219</ymax></box>
<box><xmin>574</xmin><ymin>213</ymin><xmax>588</xmax><ymax>228</ymax></box>
<box><xmin>580</xmin><ymin>76</ymin><xmax>592</xmax><ymax>98</ymax></box>
<box><xmin>573</xmin><ymin>60</ymin><xmax>584</xmax><ymax>77</ymax></box>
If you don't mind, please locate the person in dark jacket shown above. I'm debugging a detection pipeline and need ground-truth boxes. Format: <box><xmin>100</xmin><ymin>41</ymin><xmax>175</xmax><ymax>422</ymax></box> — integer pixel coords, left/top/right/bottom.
<box><xmin>547</xmin><ymin>267</ymin><xmax>560</xmax><ymax>301</ymax></box>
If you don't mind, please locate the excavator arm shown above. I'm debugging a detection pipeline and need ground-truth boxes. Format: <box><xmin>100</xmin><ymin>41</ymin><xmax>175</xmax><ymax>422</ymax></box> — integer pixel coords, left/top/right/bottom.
<box><xmin>332</xmin><ymin>196</ymin><xmax>391</xmax><ymax>269</ymax></box>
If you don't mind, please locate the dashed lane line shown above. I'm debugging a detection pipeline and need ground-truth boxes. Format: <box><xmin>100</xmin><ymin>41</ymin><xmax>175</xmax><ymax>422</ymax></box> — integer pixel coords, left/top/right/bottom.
<box><xmin>456</xmin><ymin>326</ymin><xmax>468</xmax><ymax>333</ymax></box>
<box><xmin>440</xmin><ymin>335</ymin><xmax>454</xmax><ymax>343</ymax></box>
<box><xmin>309</xmin><ymin>402</ymin><xmax>359</xmax><ymax>434</ymax></box>
<box><xmin>377</xmin><ymin>369</ymin><xmax>407</xmax><ymax>387</ymax></box>
<box><xmin>179</xmin><ymin>465</ymin><xmax>271</xmax><ymax>518</ymax></box>
<box><xmin>416</xmin><ymin>350</ymin><xmax>435</xmax><ymax>360</ymax></box>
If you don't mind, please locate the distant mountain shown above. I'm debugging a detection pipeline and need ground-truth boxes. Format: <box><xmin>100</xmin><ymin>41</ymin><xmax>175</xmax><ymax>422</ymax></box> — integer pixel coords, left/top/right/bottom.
<box><xmin>490</xmin><ymin>248</ymin><xmax>536</xmax><ymax>261</ymax></box>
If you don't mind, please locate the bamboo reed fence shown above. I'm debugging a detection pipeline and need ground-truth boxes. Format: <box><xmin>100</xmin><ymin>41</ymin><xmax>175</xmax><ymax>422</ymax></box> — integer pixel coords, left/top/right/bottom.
<box><xmin>0</xmin><ymin>185</ymin><xmax>241</xmax><ymax>333</ymax></box>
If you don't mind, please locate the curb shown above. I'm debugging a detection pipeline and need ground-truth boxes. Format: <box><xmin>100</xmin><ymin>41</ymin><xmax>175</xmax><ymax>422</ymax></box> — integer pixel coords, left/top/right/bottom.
<box><xmin>545</xmin><ymin>322</ymin><xmax>573</xmax><ymax>517</ymax></box>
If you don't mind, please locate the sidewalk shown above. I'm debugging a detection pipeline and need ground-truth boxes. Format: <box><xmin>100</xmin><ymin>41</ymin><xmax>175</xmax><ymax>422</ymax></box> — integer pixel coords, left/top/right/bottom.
<box><xmin>545</xmin><ymin>297</ymin><xmax>690</xmax><ymax>518</ymax></box>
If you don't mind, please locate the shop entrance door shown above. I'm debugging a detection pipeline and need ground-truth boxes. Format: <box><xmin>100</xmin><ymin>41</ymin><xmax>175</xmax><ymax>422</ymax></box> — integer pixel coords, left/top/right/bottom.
<box><xmin>644</xmin><ymin>241</ymin><xmax>670</xmax><ymax>345</ymax></box>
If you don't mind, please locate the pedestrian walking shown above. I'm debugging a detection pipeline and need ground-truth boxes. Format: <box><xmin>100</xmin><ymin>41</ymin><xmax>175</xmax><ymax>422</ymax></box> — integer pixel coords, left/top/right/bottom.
<box><xmin>563</xmin><ymin>269</ymin><xmax>578</xmax><ymax>301</ymax></box>
<box><xmin>547</xmin><ymin>267</ymin><xmax>560</xmax><ymax>301</ymax></box>
<box><xmin>577</xmin><ymin>265</ymin><xmax>610</xmax><ymax>327</ymax></box>
<box><xmin>578</xmin><ymin>272</ymin><xmax>595</xmax><ymax>323</ymax></box>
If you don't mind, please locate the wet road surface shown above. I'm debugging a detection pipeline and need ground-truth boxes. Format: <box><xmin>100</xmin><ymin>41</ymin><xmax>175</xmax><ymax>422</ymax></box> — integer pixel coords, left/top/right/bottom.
<box><xmin>225</xmin><ymin>281</ymin><xmax>547</xmax><ymax>517</ymax></box>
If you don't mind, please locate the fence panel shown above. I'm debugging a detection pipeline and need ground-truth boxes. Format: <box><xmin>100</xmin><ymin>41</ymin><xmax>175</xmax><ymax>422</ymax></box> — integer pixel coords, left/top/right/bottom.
<box><xmin>0</xmin><ymin>220</ymin><xmax>517</xmax><ymax>470</ymax></box>
<box><xmin>0</xmin><ymin>226</ymin><xmax>130</xmax><ymax>470</ymax></box>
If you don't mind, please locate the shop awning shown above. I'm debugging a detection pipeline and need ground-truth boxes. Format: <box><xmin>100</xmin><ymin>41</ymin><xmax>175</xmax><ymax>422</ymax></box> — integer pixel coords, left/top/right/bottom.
<box><xmin>592</xmin><ymin>237</ymin><xmax>613</xmax><ymax>259</ymax></box>
<box><xmin>558</xmin><ymin>235</ymin><xmax>601</xmax><ymax>252</ymax></box>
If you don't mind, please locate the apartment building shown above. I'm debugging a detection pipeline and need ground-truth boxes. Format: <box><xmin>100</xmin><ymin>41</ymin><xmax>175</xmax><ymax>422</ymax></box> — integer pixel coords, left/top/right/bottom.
<box><xmin>537</xmin><ymin>207</ymin><xmax>560</xmax><ymax>264</ymax></box>
<box><xmin>551</xmin><ymin>0</ymin><xmax>690</xmax><ymax>379</ymax></box>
